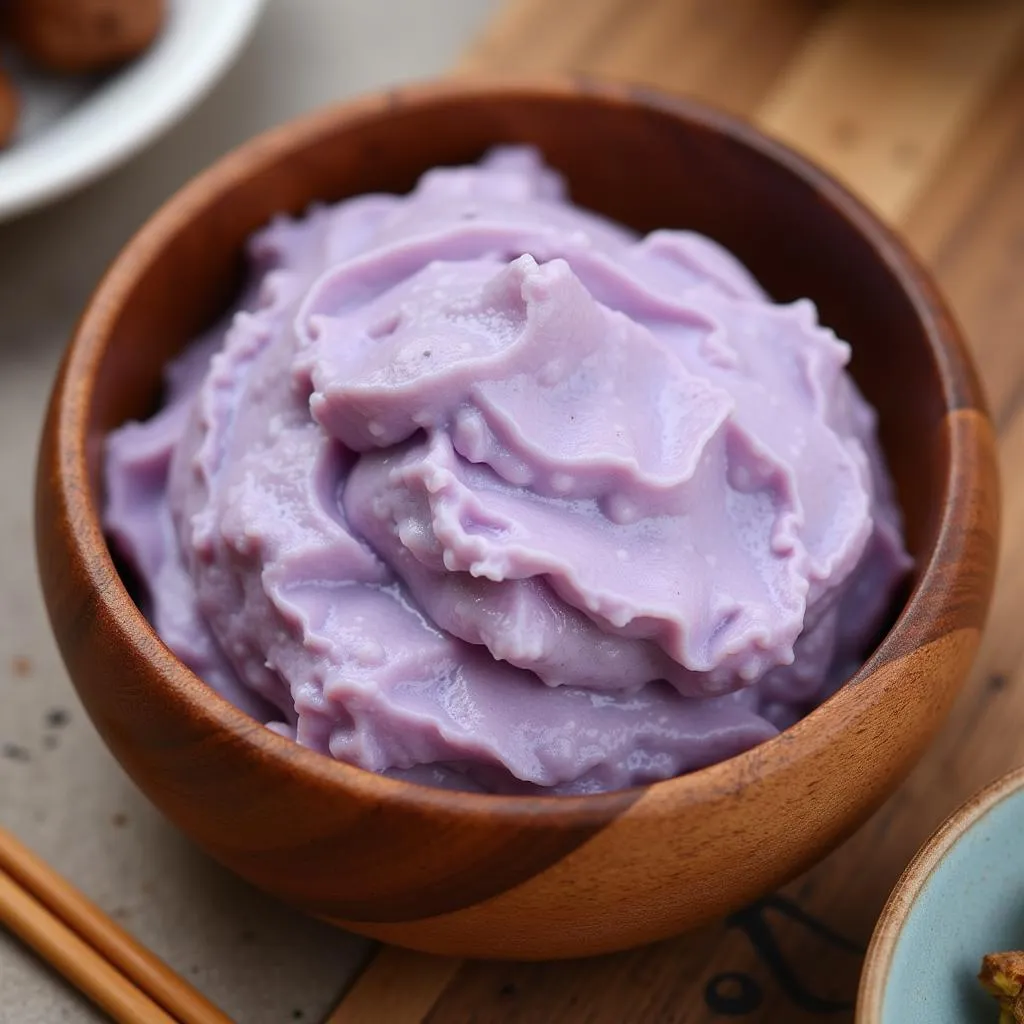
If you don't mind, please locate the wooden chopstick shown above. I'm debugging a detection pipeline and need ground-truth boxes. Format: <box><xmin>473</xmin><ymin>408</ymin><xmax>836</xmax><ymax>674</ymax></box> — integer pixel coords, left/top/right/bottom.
<box><xmin>0</xmin><ymin>826</ymin><xmax>234</xmax><ymax>1024</ymax></box>
<box><xmin>0</xmin><ymin>866</ymin><xmax>178</xmax><ymax>1023</ymax></box>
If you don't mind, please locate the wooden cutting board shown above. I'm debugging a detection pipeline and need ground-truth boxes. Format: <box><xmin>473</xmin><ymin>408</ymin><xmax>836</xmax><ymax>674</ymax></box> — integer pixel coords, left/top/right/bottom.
<box><xmin>327</xmin><ymin>1</ymin><xmax>1024</xmax><ymax>1020</ymax></box>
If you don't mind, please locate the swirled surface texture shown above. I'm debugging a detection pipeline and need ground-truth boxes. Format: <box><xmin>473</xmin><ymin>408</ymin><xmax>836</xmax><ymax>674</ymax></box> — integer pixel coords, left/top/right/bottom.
<box><xmin>104</xmin><ymin>148</ymin><xmax>911</xmax><ymax>794</ymax></box>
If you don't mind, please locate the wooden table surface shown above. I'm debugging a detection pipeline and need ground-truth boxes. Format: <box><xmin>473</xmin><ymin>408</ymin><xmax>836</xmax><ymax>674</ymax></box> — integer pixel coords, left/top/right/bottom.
<box><xmin>326</xmin><ymin>1</ymin><xmax>1024</xmax><ymax>1020</ymax></box>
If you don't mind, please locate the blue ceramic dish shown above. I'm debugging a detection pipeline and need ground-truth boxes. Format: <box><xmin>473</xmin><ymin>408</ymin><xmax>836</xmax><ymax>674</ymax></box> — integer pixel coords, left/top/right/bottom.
<box><xmin>859</xmin><ymin>766</ymin><xmax>1024</xmax><ymax>1022</ymax></box>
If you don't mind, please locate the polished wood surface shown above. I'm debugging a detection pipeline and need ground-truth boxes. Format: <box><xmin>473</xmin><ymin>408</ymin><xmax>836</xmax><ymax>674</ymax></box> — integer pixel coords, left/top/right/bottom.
<box><xmin>36</xmin><ymin>77</ymin><xmax>996</xmax><ymax>969</ymax></box>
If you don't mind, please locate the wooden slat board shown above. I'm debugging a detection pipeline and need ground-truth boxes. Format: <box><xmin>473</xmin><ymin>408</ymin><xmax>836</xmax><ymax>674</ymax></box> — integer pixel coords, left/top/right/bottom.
<box><xmin>327</xmin><ymin>1</ymin><xmax>1024</xmax><ymax>1020</ymax></box>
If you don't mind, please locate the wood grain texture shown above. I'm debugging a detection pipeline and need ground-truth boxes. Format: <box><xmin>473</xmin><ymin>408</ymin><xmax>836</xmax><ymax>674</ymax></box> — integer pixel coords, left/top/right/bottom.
<box><xmin>325</xmin><ymin>948</ymin><xmax>461</xmax><ymax>1024</ymax></box>
<box><xmin>757</xmin><ymin>0</ymin><xmax>1024</xmax><ymax>221</ymax></box>
<box><xmin>902</xmin><ymin>49</ymin><xmax>1024</xmax><ymax>263</ymax></box>
<box><xmin>34</xmin><ymin>78</ymin><xmax>995</xmax><ymax>970</ymax></box>
<box><xmin>461</xmin><ymin>0</ymin><xmax>830</xmax><ymax>116</ymax></box>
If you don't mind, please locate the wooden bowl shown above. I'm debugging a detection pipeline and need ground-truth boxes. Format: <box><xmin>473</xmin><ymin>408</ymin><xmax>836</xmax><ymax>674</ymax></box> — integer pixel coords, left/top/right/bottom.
<box><xmin>35</xmin><ymin>78</ymin><xmax>999</xmax><ymax>960</ymax></box>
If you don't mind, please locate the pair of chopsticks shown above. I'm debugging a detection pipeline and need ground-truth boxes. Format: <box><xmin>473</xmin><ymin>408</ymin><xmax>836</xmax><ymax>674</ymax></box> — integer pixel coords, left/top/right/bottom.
<box><xmin>0</xmin><ymin>825</ymin><xmax>233</xmax><ymax>1023</ymax></box>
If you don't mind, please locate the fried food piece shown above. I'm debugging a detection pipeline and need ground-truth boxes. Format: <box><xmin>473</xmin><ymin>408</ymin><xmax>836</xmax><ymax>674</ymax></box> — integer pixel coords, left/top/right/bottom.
<box><xmin>0</xmin><ymin>66</ymin><xmax>18</xmax><ymax>150</ymax></box>
<box><xmin>9</xmin><ymin>0</ymin><xmax>165</xmax><ymax>74</ymax></box>
<box><xmin>980</xmin><ymin>952</ymin><xmax>1024</xmax><ymax>1023</ymax></box>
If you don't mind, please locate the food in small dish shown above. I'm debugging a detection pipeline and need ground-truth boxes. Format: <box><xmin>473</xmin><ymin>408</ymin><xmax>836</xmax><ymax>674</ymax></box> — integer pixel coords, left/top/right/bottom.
<box><xmin>0</xmin><ymin>0</ymin><xmax>165</xmax><ymax>150</ymax></box>
<box><xmin>980</xmin><ymin>952</ymin><xmax>1024</xmax><ymax>1023</ymax></box>
<box><xmin>0</xmin><ymin>65</ymin><xmax>17</xmax><ymax>147</ymax></box>
<box><xmin>8</xmin><ymin>0</ymin><xmax>165</xmax><ymax>74</ymax></box>
<box><xmin>103</xmin><ymin>147</ymin><xmax>911</xmax><ymax>795</ymax></box>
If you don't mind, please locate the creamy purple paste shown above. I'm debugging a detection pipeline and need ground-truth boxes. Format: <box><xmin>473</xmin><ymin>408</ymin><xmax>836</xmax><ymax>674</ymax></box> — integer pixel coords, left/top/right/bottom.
<box><xmin>104</xmin><ymin>147</ymin><xmax>911</xmax><ymax>795</ymax></box>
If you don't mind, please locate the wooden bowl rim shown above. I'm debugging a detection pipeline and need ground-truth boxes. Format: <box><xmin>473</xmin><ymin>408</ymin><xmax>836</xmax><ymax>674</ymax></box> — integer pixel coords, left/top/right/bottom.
<box><xmin>48</xmin><ymin>75</ymin><xmax>989</xmax><ymax>821</ymax></box>
<box><xmin>856</xmin><ymin>764</ymin><xmax>1024</xmax><ymax>1022</ymax></box>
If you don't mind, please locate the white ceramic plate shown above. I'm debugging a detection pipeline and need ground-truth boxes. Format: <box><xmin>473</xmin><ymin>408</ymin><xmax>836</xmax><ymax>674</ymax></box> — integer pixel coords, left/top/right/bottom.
<box><xmin>0</xmin><ymin>0</ymin><xmax>265</xmax><ymax>222</ymax></box>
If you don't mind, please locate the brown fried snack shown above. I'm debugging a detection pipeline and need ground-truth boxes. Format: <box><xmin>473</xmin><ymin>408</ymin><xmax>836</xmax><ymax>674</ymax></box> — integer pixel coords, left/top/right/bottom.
<box><xmin>9</xmin><ymin>0</ymin><xmax>165</xmax><ymax>75</ymax></box>
<box><xmin>980</xmin><ymin>952</ymin><xmax>1024</xmax><ymax>1023</ymax></box>
<box><xmin>0</xmin><ymin>65</ymin><xmax>18</xmax><ymax>149</ymax></box>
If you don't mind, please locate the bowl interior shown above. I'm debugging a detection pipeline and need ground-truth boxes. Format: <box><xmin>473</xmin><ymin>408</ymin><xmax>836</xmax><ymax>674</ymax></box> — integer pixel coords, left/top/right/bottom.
<box><xmin>87</xmin><ymin>86</ymin><xmax>952</xmax><ymax>598</ymax></box>
<box><xmin>879</xmin><ymin>781</ymin><xmax>1024</xmax><ymax>1022</ymax></box>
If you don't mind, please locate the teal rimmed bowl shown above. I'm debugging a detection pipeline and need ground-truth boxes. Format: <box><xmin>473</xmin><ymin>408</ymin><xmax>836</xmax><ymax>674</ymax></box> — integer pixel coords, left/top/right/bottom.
<box><xmin>860</xmin><ymin>765</ymin><xmax>1024</xmax><ymax>1022</ymax></box>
